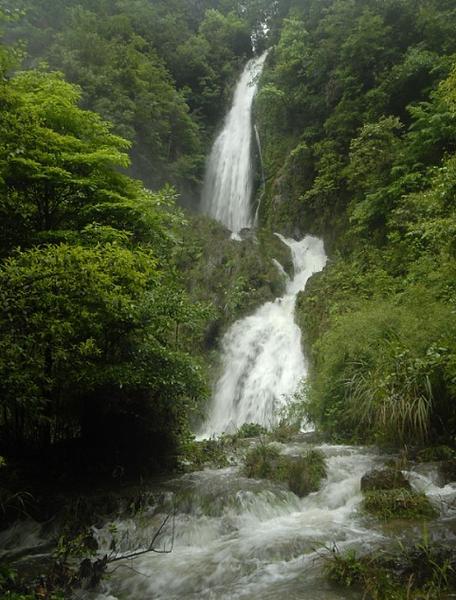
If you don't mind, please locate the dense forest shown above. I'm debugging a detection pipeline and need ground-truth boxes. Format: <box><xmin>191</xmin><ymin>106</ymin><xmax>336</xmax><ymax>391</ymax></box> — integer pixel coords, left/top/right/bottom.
<box><xmin>7</xmin><ymin>0</ymin><xmax>260</xmax><ymax>197</ymax></box>
<box><xmin>0</xmin><ymin>0</ymin><xmax>267</xmax><ymax>474</ymax></box>
<box><xmin>1</xmin><ymin>0</ymin><xmax>456</xmax><ymax>481</ymax></box>
<box><xmin>254</xmin><ymin>0</ymin><xmax>456</xmax><ymax>446</ymax></box>
<box><xmin>2</xmin><ymin>0</ymin><xmax>456</xmax><ymax>597</ymax></box>
<box><xmin>0</xmin><ymin>0</ymin><xmax>455</xmax><ymax>482</ymax></box>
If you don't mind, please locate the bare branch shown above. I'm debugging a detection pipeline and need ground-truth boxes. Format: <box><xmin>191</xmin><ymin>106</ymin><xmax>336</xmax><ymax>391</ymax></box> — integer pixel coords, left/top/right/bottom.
<box><xmin>108</xmin><ymin>512</ymin><xmax>175</xmax><ymax>563</ymax></box>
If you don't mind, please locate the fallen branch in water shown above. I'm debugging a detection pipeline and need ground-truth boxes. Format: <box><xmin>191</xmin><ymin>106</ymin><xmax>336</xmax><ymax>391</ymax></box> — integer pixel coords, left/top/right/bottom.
<box><xmin>108</xmin><ymin>511</ymin><xmax>175</xmax><ymax>562</ymax></box>
<box><xmin>79</xmin><ymin>511</ymin><xmax>175</xmax><ymax>588</ymax></box>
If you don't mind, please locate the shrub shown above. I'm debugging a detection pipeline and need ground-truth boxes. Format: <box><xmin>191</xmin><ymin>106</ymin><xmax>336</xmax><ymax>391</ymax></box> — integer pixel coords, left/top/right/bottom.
<box><xmin>325</xmin><ymin>539</ymin><xmax>456</xmax><ymax>599</ymax></box>
<box><xmin>325</xmin><ymin>548</ymin><xmax>369</xmax><ymax>588</ymax></box>
<box><xmin>285</xmin><ymin>450</ymin><xmax>327</xmax><ymax>497</ymax></box>
<box><xmin>234</xmin><ymin>423</ymin><xmax>268</xmax><ymax>439</ymax></box>
<box><xmin>243</xmin><ymin>444</ymin><xmax>281</xmax><ymax>479</ymax></box>
<box><xmin>362</xmin><ymin>489</ymin><xmax>437</xmax><ymax>521</ymax></box>
<box><xmin>417</xmin><ymin>446</ymin><xmax>456</xmax><ymax>462</ymax></box>
<box><xmin>180</xmin><ymin>438</ymin><xmax>230</xmax><ymax>471</ymax></box>
<box><xmin>305</xmin><ymin>295</ymin><xmax>456</xmax><ymax>445</ymax></box>
<box><xmin>360</xmin><ymin>468</ymin><xmax>411</xmax><ymax>492</ymax></box>
<box><xmin>243</xmin><ymin>446</ymin><xmax>327</xmax><ymax>497</ymax></box>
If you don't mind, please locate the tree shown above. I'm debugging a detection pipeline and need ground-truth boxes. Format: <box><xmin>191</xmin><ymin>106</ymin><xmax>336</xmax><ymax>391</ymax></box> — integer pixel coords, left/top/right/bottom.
<box><xmin>0</xmin><ymin>243</ymin><xmax>207</xmax><ymax>459</ymax></box>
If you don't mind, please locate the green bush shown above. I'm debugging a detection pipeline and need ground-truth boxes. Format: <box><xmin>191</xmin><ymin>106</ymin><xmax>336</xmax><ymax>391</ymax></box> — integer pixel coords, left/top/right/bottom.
<box><xmin>286</xmin><ymin>450</ymin><xmax>327</xmax><ymax>497</ymax></box>
<box><xmin>243</xmin><ymin>446</ymin><xmax>327</xmax><ymax>497</ymax></box>
<box><xmin>180</xmin><ymin>438</ymin><xmax>230</xmax><ymax>471</ymax></box>
<box><xmin>305</xmin><ymin>293</ymin><xmax>456</xmax><ymax>445</ymax></box>
<box><xmin>362</xmin><ymin>489</ymin><xmax>437</xmax><ymax>521</ymax></box>
<box><xmin>325</xmin><ymin>539</ymin><xmax>456</xmax><ymax>599</ymax></box>
<box><xmin>417</xmin><ymin>446</ymin><xmax>456</xmax><ymax>462</ymax></box>
<box><xmin>233</xmin><ymin>423</ymin><xmax>268</xmax><ymax>439</ymax></box>
<box><xmin>243</xmin><ymin>444</ymin><xmax>281</xmax><ymax>479</ymax></box>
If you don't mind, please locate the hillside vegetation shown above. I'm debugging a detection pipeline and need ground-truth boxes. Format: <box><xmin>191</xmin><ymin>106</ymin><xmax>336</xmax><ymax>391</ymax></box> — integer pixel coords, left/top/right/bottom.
<box><xmin>255</xmin><ymin>0</ymin><xmax>456</xmax><ymax>444</ymax></box>
<box><xmin>9</xmin><ymin>0</ymin><xmax>257</xmax><ymax>199</ymax></box>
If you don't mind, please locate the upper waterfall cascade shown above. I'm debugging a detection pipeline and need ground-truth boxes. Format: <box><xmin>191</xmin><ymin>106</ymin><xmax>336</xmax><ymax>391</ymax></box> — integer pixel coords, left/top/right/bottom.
<box><xmin>201</xmin><ymin>52</ymin><xmax>268</xmax><ymax>232</ymax></box>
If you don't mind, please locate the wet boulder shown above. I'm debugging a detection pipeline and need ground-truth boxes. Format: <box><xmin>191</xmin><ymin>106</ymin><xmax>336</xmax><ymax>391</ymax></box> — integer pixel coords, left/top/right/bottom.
<box><xmin>243</xmin><ymin>445</ymin><xmax>327</xmax><ymax>497</ymax></box>
<box><xmin>361</xmin><ymin>468</ymin><xmax>411</xmax><ymax>492</ymax></box>
<box><xmin>440</xmin><ymin>459</ymin><xmax>456</xmax><ymax>484</ymax></box>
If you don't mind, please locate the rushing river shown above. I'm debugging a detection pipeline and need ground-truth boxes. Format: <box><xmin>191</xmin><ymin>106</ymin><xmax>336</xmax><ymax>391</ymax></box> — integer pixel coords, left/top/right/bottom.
<box><xmin>89</xmin><ymin>447</ymin><xmax>456</xmax><ymax>599</ymax></box>
<box><xmin>3</xmin><ymin>442</ymin><xmax>456</xmax><ymax>599</ymax></box>
<box><xmin>91</xmin><ymin>444</ymin><xmax>380</xmax><ymax>600</ymax></box>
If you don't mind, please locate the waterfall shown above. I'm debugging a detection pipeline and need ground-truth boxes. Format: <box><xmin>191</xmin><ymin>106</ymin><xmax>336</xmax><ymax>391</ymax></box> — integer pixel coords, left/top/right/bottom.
<box><xmin>199</xmin><ymin>51</ymin><xmax>327</xmax><ymax>437</ymax></box>
<box><xmin>201</xmin><ymin>52</ymin><xmax>268</xmax><ymax>233</ymax></box>
<box><xmin>200</xmin><ymin>235</ymin><xmax>327</xmax><ymax>437</ymax></box>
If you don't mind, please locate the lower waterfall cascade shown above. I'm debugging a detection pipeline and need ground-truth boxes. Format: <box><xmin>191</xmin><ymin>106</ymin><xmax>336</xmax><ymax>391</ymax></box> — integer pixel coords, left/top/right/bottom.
<box><xmin>200</xmin><ymin>234</ymin><xmax>327</xmax><ymax>438</ymax></box>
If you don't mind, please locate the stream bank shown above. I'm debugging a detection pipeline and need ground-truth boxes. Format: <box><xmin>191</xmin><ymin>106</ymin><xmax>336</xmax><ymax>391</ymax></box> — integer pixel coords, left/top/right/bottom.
<box><xmin>3</xmin><ymin>436</ymin><xmax>456</xmax><ymax>599</ymax></box>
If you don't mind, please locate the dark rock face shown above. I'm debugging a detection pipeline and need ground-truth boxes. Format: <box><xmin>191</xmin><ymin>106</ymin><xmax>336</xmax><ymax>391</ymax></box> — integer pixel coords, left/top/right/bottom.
<box><xmin>441</xmin><ymin>459</ymin><xmax>456</xmax><ymax>484</ymax></box>
<box><xmin>360</xmin><ymin>468</ymin><xmax>411</xmax><ymax>492</ymax></box>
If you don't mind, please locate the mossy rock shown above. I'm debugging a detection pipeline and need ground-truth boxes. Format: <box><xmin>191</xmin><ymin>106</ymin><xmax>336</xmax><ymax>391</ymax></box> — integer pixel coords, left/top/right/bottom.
<box><xmin>243</xmin><ymin>444</ymin><xmax>281</xmax><ymax>479</ymax></box>
<box><xmin>243</xmin><ymin>445</ymin><xmax>327</xmax><ymax>497</ymax></box>
<box><xmin>360</xmin><ymin>468</ymin><xmax>411</xmax><ymax>492</ymax></box>
<box><xmin>175</xmin><ymin>215</ymin><xmax>292</xmax><ymax>350</ymax></box>
<box><xmin>440</xmin><ymin>458</ymin><xmax>456</xmax><ymax>484</ymax></box>
<box><xmin>285</xmin><ymin>451</ymin><xmax>327</xmax><ymax>497</ymax></box>
<box><xmin>362</xmin><ymin>489</ymin><xmax>437</xmax><ymax>521</ymax></box>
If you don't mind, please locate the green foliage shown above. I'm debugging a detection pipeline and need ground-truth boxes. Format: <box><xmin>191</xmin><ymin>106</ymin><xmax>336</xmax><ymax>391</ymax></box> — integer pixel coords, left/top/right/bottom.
<box><xmin>362</xmin><ymin>489</ymin><xmax>437</xmax><ymax>521</ymax></box>
<box><xmin>174</xmin><ymin>215</ymin><xmax>291</xmax><ymax>349</ymax></box>
<box><xmin>0</xmin><ymin>42</ymin><xmax>209</xmax><ymax>468</ymax></box>
<box><xmin>268</xmin><ymin>395</ymin><xmax>308</xmax><ymax>442</ymax></box>
<box><xmin>361</xmin><ymin>467</ymin><xmax>411</xmax><ymax>493</ymax></box>
<box><xmin>8</xmin><ymin>0</ymin><xmax>254</xmax><ymax>194</ymax></box>
<box><xmin>416</xmin><ymin>445</ymin><xmax>456</xmax><ymax>463</ymax></box>
<box><xmin>255</xmin><ymin>0</ymin><xmax>456</xmax><ymax>448</ymax></box>
<box><xmin>243</xmin><ymin>444</ymin><xmax>327</xmax><ymax>497</ymax></box>
<box><xmin>233</xmin><ymin>422</ymin><xmax>267</xmax><ymax>438</ymax></box>
<box><xmin>304</xmin><ymin>293</ymin><xmax>456</xmax><ymax>444</ymax></box>
<box><xmin>0</xmin><ymin>68</ymin><xmax>164</xmax><ymax>255</ymax></box>
<box><xmin>285</xmin><ymin>450</ymin><xmax>326</xmax><ymax>497</ymax></box>
<box><xmin>243</xmin><ymin>443</ymin><xmax>281</xmax><ymax>479</ymax></box>
<box><xmin>325</xmin><ymin>537</ymin><xmax>456</xmax><ymax>599</ymax></box>
<box><xmin>0</xmin><ymin>243</ymin><xmax>206</xmax><ymax>454</ymax></box>
<box><xmin>180</xmin><ymin>437</ymin><xmax>230</xmax><ymax>471</ymax></box>
<box><xmin>325</xmin><ymin>548</ymin><xmax>369</xmax><ymax>589</ymax></box>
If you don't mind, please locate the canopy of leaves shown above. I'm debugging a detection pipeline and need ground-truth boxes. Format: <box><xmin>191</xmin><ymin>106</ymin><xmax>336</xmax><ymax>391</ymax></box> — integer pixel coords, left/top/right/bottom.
<box><xmin>8</xmin><ymin>0</ymin><xmax>256</xmax><ymax>198</ymax></box>
<box><xmin>0</xmin><ymin>38</ymin><xmax>209</xmax><ymax>469</ymax></box>
<box><xmin>256</xmin><ymin>0</ymin><xmax>456</xmax><ymax>445</ymax></box>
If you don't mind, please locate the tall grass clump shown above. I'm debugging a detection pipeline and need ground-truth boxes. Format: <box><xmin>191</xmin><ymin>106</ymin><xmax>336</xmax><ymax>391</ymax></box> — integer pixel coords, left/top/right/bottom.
<box><xmin>305</xmin><ymin>293</ymin><xmax>456</xmax><ymax>445</ymax></box>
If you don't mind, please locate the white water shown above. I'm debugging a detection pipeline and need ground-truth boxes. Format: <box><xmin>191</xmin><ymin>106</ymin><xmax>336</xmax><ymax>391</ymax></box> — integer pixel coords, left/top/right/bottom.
<box><xmin>89</xmin><ymin>446</ymin><xmax>456</xmax><ymax>600</ymax></box>
<box><xmin>93</xmin><ymin>444</ymin><xmax>382</xmax><ymax>600</ymax></box>
<box><xmin>200</xmin><ymin>235</ymin><xmax>327</xmax><ymax>437</ymax></box>
<box><xmin>7</xmin><ymin>450</ymin><xmax>456</xmax><ymax>600</ymax></box>
<box><xmin>201</xmin><ymin>52</ymin><xmax>268</xmax><ymax>233</ymax></box>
